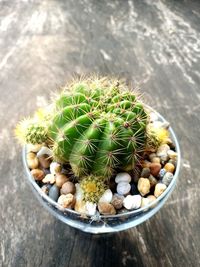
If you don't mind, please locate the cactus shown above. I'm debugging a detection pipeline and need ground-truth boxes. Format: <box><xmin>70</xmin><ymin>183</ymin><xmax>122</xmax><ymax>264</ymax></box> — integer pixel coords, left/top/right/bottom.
<box><xmin>80</xmin><ymin>175</ymin><xmax>107</xmax><ymax>203</ymax></box>
<box><xmin>146</xmin><ymin>124</ymin><xmax>169</xmax><ymax>150</ymax></box>
<box><xmin>15</xmin><ymin>118</ymin><xmax>48</xmax><ymax>145</ymax></box>
<box><xmin>48</xmin><ymin>77</ymin><xmax>148</xmax><ymax>178</ymax></box>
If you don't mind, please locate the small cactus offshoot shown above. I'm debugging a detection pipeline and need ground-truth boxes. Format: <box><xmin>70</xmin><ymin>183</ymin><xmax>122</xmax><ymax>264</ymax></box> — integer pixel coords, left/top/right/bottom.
<box><xmin>146</xmin><ymin>124</ymin><xmax>169</xmax><ymax>150</ymax></box>
<box><xmin>80</xmin><ymin>176</ymin><xmax>107</xmax><ymax>203</ymax></box>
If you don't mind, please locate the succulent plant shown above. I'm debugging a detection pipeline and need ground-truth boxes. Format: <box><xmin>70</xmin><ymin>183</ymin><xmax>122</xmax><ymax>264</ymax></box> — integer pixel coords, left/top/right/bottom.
<box><xmin>80</xmin><ymin>175</ymin><xmax>107</xmax><ymax>203</ymax></box>
<box><xmin>15</xmin><ymin>118</ymin><xmax>48</xmax><ymax>145</ymax></box>
<box><xmin>48</xmin><ymin>77</ymin><xmax>148</xmax><ymax>178</ymax></box>
<box><xmin>146</xmin><ymin>123</ymin><xmax>169</xmax><ymax>150</ymax></box>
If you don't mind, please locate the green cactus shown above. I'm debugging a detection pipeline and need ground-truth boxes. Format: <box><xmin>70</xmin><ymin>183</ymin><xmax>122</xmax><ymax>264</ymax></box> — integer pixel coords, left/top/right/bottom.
<box><xmin>48</xmin><ymin>77</ymin><xmax>148</xmax><ymax>178</ymax></box>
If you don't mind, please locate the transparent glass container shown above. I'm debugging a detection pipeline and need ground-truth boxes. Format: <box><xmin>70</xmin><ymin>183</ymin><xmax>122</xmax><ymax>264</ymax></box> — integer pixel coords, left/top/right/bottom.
<box><xmin>23</xmin><ymin>108</ymin><xmax>181</xmax><ymax>234</ymax></box>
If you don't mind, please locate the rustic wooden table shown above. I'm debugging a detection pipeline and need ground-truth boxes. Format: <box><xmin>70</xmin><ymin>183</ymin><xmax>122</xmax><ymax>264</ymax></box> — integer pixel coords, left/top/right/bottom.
<box><xmin>1</xmin><ymin>1</ymin><xmax>200</xmax><ymax>266</ymax></box>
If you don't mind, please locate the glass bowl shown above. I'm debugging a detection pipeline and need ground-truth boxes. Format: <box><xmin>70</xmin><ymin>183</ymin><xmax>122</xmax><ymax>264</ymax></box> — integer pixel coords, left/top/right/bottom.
<box><xmin>23</xmin><ymin>107</ymin><xmax>181</xmax><ymax>234</ymax></box>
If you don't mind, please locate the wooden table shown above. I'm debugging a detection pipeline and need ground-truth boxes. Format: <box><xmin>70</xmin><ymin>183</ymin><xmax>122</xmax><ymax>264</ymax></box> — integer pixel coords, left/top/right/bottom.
<box><xmin>1</xmin><ymin>1</ymin><xmax>199</xmax><ymax>266</ymax></box>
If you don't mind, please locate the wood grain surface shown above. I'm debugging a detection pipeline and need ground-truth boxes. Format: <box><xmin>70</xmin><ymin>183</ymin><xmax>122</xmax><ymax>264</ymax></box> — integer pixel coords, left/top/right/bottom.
<box><xmin>0</xmin><ymin>1</ymin><xmax>200</xmax><ymax>266</ymax></box>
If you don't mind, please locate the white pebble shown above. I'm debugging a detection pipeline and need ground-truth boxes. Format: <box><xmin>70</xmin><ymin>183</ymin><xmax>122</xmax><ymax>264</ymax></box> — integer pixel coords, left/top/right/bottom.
<box><xmin>115</xmin><ymin>172</ymin><xmax>131</xmax><ymax>183</ymax></box>
<box><xmin>149</xmin><ymin>112</ymin><xmax>159</xmax><ymax>122</ymax></box>
<box><xmin>117</xmin><ymin>182</ymin><xmax>131</xmax><ymax>195</ymax></box>
<box><xmin>157</xmin><ymin>144</ymin><xmax>170</xmax><ymax>157</ymax></box>
<box><xmin>37</xmin><ymin>147</ymin><xmax>53</xmax><ymax>157</ymax></box>
<box><xmin>141</xmin><ymin>197</ymin><xmax>150</xmax><ymax>207</ymax></box>
<box><xmin>85</xmin><ymin>202</ymin><xmax>97</xmax><ymax>216</ymax></box>
<box><xmin>75</xmin><ymin>183</ymin><xmax>84</xmax><ymax>201</ymax></box>
<box><xmin>167</xmin><ymin>150</ymin><xmax>178</xmax><ymax>159</ymax></box>
<box><xmin>99</xmin><ymin>189</ymin><xmax>113</xmax><ymax>203</ymax></box>
<box><xmin>154</xmin><ymin>183</ymin><xmax>167</xmax><ymax>197</ymax></box>
<box><xmin>50</xmin><ymin>162</ymin><xmax>61</xmax><ymax>174</ymax></box>
<box><xmin>123</xmin><ymin>195</ymin><xmax>142</xmax><ymax>210</ymax></box>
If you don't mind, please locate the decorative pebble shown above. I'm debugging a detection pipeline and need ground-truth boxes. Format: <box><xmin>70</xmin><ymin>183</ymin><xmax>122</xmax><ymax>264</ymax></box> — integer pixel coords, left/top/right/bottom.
<box><xmin>157</xmin><ymin>144</ymin><xmax>170</xmax><ymax>161</ymax></box>
<box><xmin>149</xmin><ymin>163</ymin><xmax>161</xmax><ymax>177</ymax></box>
<box><xmin>162</xmin><ymin>172</ymin><xmax>174</xmax><ymax>186</ymax></box>
<box><xmin>60</xmin><ymin>181</ymin><xmax>76</xmax><ymax>195</ymax></box>
<box><xmin>27</xmin><ymin>143</ymin><xmax>44</xmax><ymax>153</ymax></box>
<box><xmin>141</xmin><ymin>168</ymin><xmax>150</xmax><ymax>178</ymax></box>
<box><xmin>111</xmin><ymin>194</ymin><xmax>124</xmax><ymax>209</ymax></box>
<box><xmin>123</xmin><ymin>195</ymin><xmax>142</xmax><ymax>210</ymax></box>
<box><xmin>58</xmin><ymin>194</ymin><xmax>75</xmax><ymax>208</ymax></box>
<box><xmin>37</xmin><ymin>146</ymin><xmax>53</xmax><ymax>157</ymax></box>
<box><xmin>152</xmin><ymin>157</ymin><xmax>161</xmax><ymax>164</ymax></box>
<box><xmin>38</xmin><ymin>155</ymin><xmax>51</xmax><ymax>169</ymax></box>
<box><xmin>27</xmin><ymin>152</ymin><xmax>39</xmax><ymax>169</ymax></box>
<box><xmin>115</xmin><ymin>172</ymin><xmax>131</xmax><ymax>183</ymax></box>
<box><xmin>31</xmin><ymin>169</ymin><xmax>45</xmax><ymax>181</ymax></box>
<box><xmin>164</xmin><ymin>163</ymin><xmax>175</xmax><ymax>173</ymax></box>
<box><xmin>169</xmin><ymin>159</ymin><xmax>177</xmax><ymax>168</ymax></box>
<box><xmin>148</xmin><ymin>174</ymin><xmax>158</xmax><ymax>188</ymax></box>
<box><xmin>98</xmin><ymin>202</ymin><xmax>116</xmax><ymax>215</ymax></box>
<box><xmin>99</xmin><ymin>189</ymin><xmax>113</xmax><ymax>203</ymax></box>
<box><xmin>75</xmin><ymin>183</ymin><xmax>84</xmax><ymax>201</ymax></box>
<box><xmin>154</xmin><ymin>183</ymin><xmax>167</xmax><ymax>198</ymax></box>
<box><xmin>50</xmin><ymin>162</ymin><xmax>62</xmax><ymax>174</ymax></box>
<box><xmin>42</xmin><ymin>174</ymin><xmax>56</xmax><ymax>184</ymax></box>
<box><xmin>85</xmin><ymin>202</ymin><xmax>97</xmax><ymax>216</ymax></box>
<box><xmin>130</xmin><ymin>183</ymin><xmax>139</xmax><ymax>195</ymax></box>
<box><xmin>167</xmin><ymin>150</ymin><xmax>178</xmax><ymax>160</ymax></box>
<box><xmin>55</xmin><ymin>174</ymin><xmax>69</xmax><ymax>188</ymax></box>
<box><xmin>74</xmin><ymin>200</ymin><xmax>87</xmax><ymax>213</ymax></box>
<box><xmin>41</xmin><ymin>184</ymin><xmax>51</xmax><ymax>194</ymax></box>
<box><xmin>149</xmin><ymin>153</ymin><xmax>157</xmax><ymax>162</ymax></box>
<box><xmin>49</xmin><ymin>184</ymin><xmax>60</xmax><ymax>201</ymax></box>
<box><xmin>116</xmin><ymin>182</ymin><xmax>131</xmax><ymax>195</ymax></box>
<box><xmin>161</xmin><ymin>121</ymin><xmax>170</xmax><ymax>129</ymax></box>
<box><xmin>147</xmin><ymin>195</ymin><xmax>157</xmax><ymax>203</ymax></box>
<box><xmin>158</xmin><ymin>168</ymin><xmax>167</xmax><ymax>179</ymax></box>
<box><xmin>137</xmin><ymin>178</ymin><xmax>150</xmax><ymax>196</ymax></box>
<box><xmin>147</xmin><ymin>195</ymin><xmax>157</xmax><ymax>207</ymax></box>
<box><xmin>149</xmin><ymin>112</ymin><xmax>159</xmax><ymax>122</ymax></box>
<box><xmin>141</xmin><ymin>197</ymin><xmax>150</xmax><ymax>207</ymax></box>
<box><xmin>141</xmin><ymin>160</ymin><xmax>151</xmax><ymax>168</ymax></box>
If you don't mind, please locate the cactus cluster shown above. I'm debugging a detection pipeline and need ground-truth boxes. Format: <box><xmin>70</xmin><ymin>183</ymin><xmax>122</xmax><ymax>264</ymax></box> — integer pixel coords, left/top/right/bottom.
<box><xmin>16</xmin><ymin>76</ymin><xmax>149</xmax><ymax>179</ymax></box>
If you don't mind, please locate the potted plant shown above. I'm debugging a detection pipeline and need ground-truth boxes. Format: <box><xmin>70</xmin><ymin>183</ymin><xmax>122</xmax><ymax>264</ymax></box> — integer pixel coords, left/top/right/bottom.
<box><xmin>15</xmin><ymin>76</ymin><xmax>180</xmax><ymax>234</ymax></box>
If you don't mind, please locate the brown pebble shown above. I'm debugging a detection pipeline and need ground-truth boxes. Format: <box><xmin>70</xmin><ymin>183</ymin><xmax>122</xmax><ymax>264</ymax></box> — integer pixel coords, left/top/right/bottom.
<box><xmin>150</xmin><ymin>163</ymin><xmax>161</xmax><ymax>177</ymax></box>
<box><xmin>55</xmin><ymin>174</ymin><xmax>69</xmax><ymax>188</ymax></box>
<box><xmin>38</xmin><ymin>155</ymin><xmax>51</xmax><ymax>169</ymax></box>
<box><xmin>58</xmin><ymin>194</ymin><xmax>76</xmax><ymax>209</ymax></box>
<box><xmin>27</xmin><ymin>152</ymin><xmax>39</xmax><ymax>169</ymax></box>
<box><xmin>141</xmin><ymin>160</ymin><xmax>151</xmax><ymax>168</ymax></box>
<box><xmin>31</xmin><ymin>169</ymin><xmax>45</xmax><ymax>181</ymax></box>
<box><xmin>148</xmin><ymin>174</ymin><xmax>158</xmax><ymax>188</ymax></box>
<box><xmin>60</xmin><ymin>181</ymin><xmax>76</xmax><ymax>195</ymax></box>
<box><xmin>111</xmin><ymin>194</ymin><xmax>124</xmax><ymax>209</ymax></box>
<box><xmin>98</xmin><ymin>202</ymin><xmax>116</xmax><ymax>215</ymax></box>
<box><xmin>164</xmin><ymin>163</ymin><xmax>175</xmax><ymax>173</ymax></box>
